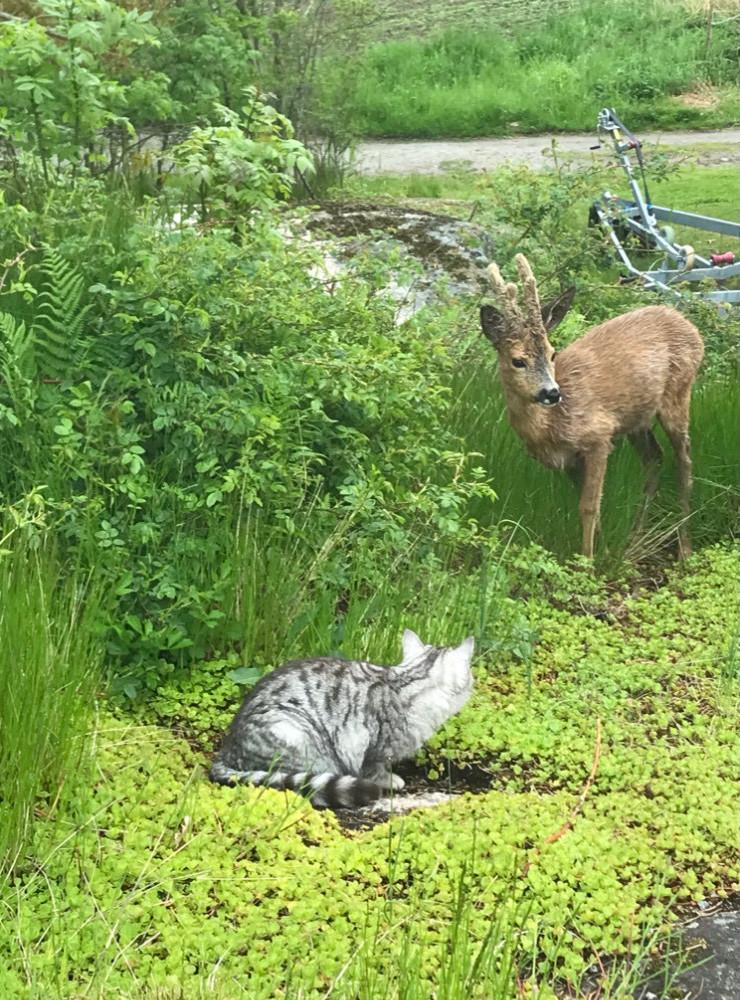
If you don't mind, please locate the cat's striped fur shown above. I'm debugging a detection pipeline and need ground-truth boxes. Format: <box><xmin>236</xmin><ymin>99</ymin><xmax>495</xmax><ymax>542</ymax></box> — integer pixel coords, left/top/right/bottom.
<box><xmin>209</xmin><ymin>630</ymin><xmax>475</xmax><ymax>809</ymax></box>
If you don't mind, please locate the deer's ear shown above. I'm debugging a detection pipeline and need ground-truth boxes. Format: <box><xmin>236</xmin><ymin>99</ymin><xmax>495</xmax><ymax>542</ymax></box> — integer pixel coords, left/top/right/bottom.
<box><xmin>541</xmin><ymin>287</ymin><xmax>576</xmax><ymax>332</ymax></box>
<box><xmin>480</xmin><ymin>304</ymin><xmax>505</xmax><ymax>346</ymax></box>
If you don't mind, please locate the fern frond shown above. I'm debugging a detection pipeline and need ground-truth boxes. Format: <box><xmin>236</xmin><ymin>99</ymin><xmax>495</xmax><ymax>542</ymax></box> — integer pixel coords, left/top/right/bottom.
<box><xmin>0</xmin><ymin>312</ymin><xmax>35</xmax><ymax>377</ymax></box>
<box><xmin>0</xmin><ymin>311</ymin><xmax>35</xmax><ymax>414</ymax></box>
<box><xmin>86</xmin><ymin>327</ymin><xmax>134</xmax><ymax>375</ymax></box>
<box><xmin>32</xmin><ymin>248</ymin><xmax>91</xmax><ymax>380</ymax></box>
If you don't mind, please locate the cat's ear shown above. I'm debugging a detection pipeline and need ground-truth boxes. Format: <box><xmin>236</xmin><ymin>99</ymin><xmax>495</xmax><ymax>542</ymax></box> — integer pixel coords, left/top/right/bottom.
<box><xmin>442</xmin><ymin>636</ymin><xmax>475</xmax><ymax>674</ymax></box>
<box><xmin>433</xmin><ymin>636</ymin><xmax>475</xmax><ymax>692</ymax></box>
<box><xmin>401</xmin><ymin>628</ymin><xmax>426</xmax><ymax>662</ymax></box>
<box><xmin>455</xmin><ymin>636</ymin><xmax>475</xmax><ymax>662</ymax></box>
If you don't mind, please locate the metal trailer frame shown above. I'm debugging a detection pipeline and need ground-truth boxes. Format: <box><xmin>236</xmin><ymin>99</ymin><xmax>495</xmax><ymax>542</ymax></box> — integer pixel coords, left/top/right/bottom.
<box><xmin>590</xmin><ymin>107</ymin><xmax>740</xmax><ymax>304</ymax></box>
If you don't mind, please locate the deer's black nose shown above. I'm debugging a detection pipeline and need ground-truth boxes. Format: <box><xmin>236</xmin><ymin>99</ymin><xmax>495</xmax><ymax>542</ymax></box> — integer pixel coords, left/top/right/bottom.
<box><xmin>537</xmin><ymin>386</ymin><xmax>561</xmax><ymax>406</ymax></box>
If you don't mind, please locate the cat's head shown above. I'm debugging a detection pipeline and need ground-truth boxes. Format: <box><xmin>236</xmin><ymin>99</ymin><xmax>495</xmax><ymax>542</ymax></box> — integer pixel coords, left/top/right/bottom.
<box><xmin>401</xmin><ymin>629</ymin><xmax>475</xmax><ymax>695</ymax></box>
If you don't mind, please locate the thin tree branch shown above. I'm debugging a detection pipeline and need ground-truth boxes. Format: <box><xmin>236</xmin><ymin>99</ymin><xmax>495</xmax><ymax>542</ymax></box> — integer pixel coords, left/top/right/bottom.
<box><xmin>522</xmin><ymin>717</ymin><xmax>603</xmax><ymax>877</ymax></box>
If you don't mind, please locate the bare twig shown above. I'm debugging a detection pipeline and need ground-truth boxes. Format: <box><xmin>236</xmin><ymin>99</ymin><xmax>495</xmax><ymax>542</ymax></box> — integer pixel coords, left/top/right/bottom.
<box><xmin>0</xmin><ymin>246</ymin><xmax>36</xmax><ymax>295</ymax></box>
<box><xmin>522</xmin><ymin>717</ymin><xmax>603</xmax><ymax>877</ymax></box>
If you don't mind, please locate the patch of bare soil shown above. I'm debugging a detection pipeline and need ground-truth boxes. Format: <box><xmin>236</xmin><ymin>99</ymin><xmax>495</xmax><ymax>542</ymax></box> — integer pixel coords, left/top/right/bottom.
<box><xmin>336</xmin><ymin>759</ymin><xmax>496</xmax><ymax>831</ymax></box>
<box><xmin>672</xmin><ymin>86</ymin><xmax>722</xmax><ymax>110</ymax></box>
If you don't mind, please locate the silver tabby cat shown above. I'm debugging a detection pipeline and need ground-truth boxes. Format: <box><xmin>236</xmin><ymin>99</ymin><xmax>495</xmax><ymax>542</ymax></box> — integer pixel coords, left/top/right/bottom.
<box><xmin>209</xmin><ymin>629</ymin><xmax>474</xmax><ymax>809</ymax></box>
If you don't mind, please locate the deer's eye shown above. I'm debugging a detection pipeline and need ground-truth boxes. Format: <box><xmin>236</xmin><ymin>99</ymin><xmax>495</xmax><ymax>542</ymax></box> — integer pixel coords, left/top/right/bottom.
<box><xmin>551</xmin><ymin>352</ymin><xmax>557</xmax><ymax>363</ymax></box>
<box><xmin>511</xmin><ymin>358</ymin><xmax>526</xmax><ymax>369</ymax></box>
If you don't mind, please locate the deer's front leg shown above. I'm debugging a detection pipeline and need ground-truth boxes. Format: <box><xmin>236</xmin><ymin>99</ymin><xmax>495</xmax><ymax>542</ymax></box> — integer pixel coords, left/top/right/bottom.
<box><xmin>579</xmin><ymin>447</ymin><xmax>610</xmax><ymax>558</ymax></box>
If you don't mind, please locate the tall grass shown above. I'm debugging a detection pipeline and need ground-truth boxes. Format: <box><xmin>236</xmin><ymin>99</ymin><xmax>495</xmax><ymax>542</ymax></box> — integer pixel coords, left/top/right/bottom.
<box><xmin>333</xmin><ymin>886</ymin><xmax>692</xmax><ymax>1000</ymax></box>
<box><xmin>173</xmin><ymin>346</ymin><xmax>738</xmax><ymax>687</ymax></box>
<box><xmin>345</xmin><ymin>0</ymin><xmax>740</xmax><ymax>137</ymax></box>
<box><xmin>450</xmin><ymin>360</ymin><xmax>739</xmax><ymax>564</ymax></box>
<box><xmin>0</xmin><ymin>527</ymin><xmax>101</xmax><ymax>878</ymax></box>
<box><xmin>227</xmin><ymin>505</ymin><xmax>504</xmax><ymax>669</ymax></box>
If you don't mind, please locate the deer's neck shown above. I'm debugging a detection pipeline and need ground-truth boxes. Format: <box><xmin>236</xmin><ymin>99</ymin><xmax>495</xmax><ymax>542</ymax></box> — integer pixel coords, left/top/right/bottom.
<box><xmin>505</xmin><ymin>388</ymin><xmax>553</xmax><ymax>443</ymax></box>
<box><xmin>501</xmin><ymin>381</ymin><xmax>574</xmax><ymax>470</ymax></box>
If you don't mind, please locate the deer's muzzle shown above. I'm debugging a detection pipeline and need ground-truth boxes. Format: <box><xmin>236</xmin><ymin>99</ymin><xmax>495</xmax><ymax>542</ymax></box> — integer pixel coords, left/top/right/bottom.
<box><xmin>536</xmin><ymin>385</ymin><xmax>562</xmax><ymax>406</ymax></box>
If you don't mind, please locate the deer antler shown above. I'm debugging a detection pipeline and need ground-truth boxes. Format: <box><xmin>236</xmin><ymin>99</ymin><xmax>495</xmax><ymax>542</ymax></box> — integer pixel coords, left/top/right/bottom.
<box><xmin>486</xmin><ymin>262</ymin><xmax>521</xmax><ymax>323</ymax></box>
<box><xmin>515</xmin><ymin>254</ymin><xmax>542</xmax><ymax>325</ymax></box>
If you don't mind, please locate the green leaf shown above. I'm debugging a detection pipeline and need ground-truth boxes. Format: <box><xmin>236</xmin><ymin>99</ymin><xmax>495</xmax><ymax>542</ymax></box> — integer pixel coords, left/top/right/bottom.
<box><xmin>227</xmin><ymin>666</ymin><xmax>262</xmax><ymax>686</ymax></box>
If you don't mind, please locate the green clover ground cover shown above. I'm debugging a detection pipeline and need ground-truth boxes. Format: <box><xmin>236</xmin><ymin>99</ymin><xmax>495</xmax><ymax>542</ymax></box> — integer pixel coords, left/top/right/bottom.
<box><xmin>1</xmin><ymin>545</ymin><xmax>736</xmax><ymax>997</ymax></box>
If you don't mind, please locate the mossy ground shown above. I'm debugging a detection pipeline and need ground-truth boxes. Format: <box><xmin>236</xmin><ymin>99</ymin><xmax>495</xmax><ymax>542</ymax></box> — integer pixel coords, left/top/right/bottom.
<box><xmin>2</xmin><ymin>546</ymin><xmax>737</xmax><ymax>997</ymax></box>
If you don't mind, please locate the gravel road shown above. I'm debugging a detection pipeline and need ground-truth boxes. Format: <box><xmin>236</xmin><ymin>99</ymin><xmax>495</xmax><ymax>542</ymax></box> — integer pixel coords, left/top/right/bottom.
<box><xmin>355</xmin><ymin>127</ymin><xmax>740</xmax><ymax>175</ymax></box>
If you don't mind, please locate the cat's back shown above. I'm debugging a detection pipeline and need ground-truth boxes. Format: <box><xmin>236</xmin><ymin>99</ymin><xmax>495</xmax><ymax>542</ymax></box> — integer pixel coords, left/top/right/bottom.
<box><xmin>230</xmin><ymin>655</ymin><xmax>383</xmax><ymax>720</ymax></box>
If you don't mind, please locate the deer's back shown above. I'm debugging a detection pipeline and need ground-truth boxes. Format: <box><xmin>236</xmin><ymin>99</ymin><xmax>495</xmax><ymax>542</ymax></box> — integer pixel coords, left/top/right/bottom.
<box><xmin>556</xmin><ymin>306</ymin><xmax>703</xmax><ymax>441</ymax></box>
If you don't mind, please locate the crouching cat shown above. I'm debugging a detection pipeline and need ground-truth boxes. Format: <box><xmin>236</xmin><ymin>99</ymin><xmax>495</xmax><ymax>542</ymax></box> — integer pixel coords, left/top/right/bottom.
<box><xmin>209</xmin><ymin>630</ymin><xmax>475</xmax><ymax>809</ymax></box>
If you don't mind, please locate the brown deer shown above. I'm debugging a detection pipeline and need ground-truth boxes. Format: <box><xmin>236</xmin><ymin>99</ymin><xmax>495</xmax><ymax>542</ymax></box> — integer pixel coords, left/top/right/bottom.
<box><xmin>479</xmin><ymin>254</ymin><xmax>704</xmax><ymax>559</ymax></box>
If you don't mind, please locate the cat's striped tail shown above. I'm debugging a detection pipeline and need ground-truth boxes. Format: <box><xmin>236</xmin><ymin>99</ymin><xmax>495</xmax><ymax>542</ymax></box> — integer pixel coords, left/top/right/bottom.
<box><xmin>208</xmin><ymin>760</ymin><xmax>382</xmax><ymax>809</ymax></box>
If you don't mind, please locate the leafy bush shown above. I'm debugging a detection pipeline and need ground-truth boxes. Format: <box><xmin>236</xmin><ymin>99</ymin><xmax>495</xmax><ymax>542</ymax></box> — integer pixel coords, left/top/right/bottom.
<box><xmin>0</xmin><ymin>2</ymin><xmax>494</xmax><ymax>692</ymax></box>
<box><xmin>0</xmin><ymin>219</ymin><xmax>493</xmax><ymax>689</ymax></box>
<box><xmin>167</xmin><ymin>90</ymin><xmax>313</xmax><ymax>221</ymax></box>
<box><xmin>0</xmin><ymin>0</ymin><xmax>167</xmax><ymax>202</ymax></box>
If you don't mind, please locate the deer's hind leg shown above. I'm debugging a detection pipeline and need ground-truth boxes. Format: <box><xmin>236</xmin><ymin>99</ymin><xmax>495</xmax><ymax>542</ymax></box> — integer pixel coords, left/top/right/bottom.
<box><xmin>658</xmin><ymin>385</ymin><xmax>694</xmax><ymax>559</ymax></box>
<box><xmin>628</xmin><ymin>428</ymin><xmax>663</xmax><ymax>537</ymax></box>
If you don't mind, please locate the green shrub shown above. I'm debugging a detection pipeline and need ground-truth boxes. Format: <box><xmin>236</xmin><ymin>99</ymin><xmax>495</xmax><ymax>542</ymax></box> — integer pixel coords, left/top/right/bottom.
<box><xmin>0</xmin><ymin>221</ymin><xmax>493</xmax><ymax>689</ymax></box>
<box><xmin>0</xmin><ymin>0</ymin><xmax>167</xmax><ymax>204</ymax></box>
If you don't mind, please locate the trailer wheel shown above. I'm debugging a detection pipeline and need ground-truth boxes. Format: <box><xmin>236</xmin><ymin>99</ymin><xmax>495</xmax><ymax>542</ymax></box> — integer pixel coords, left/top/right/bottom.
<box><xmin>679</xmin><ymin>244</ymin><xmax>695</xmax><ymax>271</ymax></box>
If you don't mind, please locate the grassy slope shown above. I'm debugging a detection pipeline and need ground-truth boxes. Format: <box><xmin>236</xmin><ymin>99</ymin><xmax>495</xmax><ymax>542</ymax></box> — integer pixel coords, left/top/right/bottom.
<box><xmin>353</xmin><ymin>162</ymin><xmax>740</xmax><ymax>228</ymax></box>
<box><xmin>1</xmin><ymin>547</ymin><xmax>737</xmax><ymax>997</ymax></box>
<box><xmin>374</xmin><ymin>0</ymin><xmax>740</xmax><ymax>42</ymax></box>
<box><xmin>345</xmin><ymin>1</ymin><xmax>740</xmax><ymax>137</ymax></box>
<box><xmin>373</xmin><ymin>0</ymin><xmax>581</xmax><ymax>42</ymax></box>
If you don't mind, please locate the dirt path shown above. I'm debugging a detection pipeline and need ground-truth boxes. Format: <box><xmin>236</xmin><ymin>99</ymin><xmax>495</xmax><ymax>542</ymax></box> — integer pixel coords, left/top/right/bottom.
<box><xmin>355</xmin><ymin>127</ymin><xmax>740</xmax><ymax>174</ymax></box>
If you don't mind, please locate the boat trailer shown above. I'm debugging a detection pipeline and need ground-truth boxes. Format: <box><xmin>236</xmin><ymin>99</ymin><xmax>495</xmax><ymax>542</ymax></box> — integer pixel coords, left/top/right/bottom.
<box><xmin>590</xmin><ymin>108</ymin><xmax>740</xmax><ymax>305</ymax></box>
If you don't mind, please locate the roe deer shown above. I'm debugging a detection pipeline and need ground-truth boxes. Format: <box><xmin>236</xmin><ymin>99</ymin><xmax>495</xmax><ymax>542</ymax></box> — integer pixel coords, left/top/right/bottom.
<box><xmin>479</xmin><ymin>254</ymin><xmax>704</xmax><ymax>559</ymax></box>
